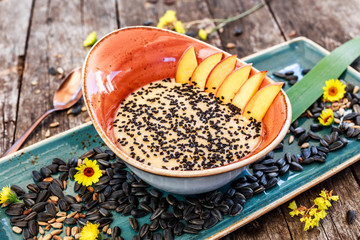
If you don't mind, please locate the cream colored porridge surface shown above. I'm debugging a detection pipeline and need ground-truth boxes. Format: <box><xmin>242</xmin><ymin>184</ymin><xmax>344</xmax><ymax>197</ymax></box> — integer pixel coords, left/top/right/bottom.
<box><xmin>113</xmin><ymin>78</ymin><xmax>262</xmax><ymax>171</ymax></box>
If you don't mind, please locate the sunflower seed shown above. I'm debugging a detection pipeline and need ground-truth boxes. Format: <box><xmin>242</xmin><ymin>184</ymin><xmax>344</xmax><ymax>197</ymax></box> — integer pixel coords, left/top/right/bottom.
<box><xmin>5</xmin><ymin>207</ymin><xmax>23</xmax><ymax>216</ymax></box>
<box><xmin>112</xmin><ymin>226</ymin><xmax>121</xmax><ymax>238</ymax></box>
<box><xmin>71</xmin><ymin>204</ymin><xmax>83</xmax><ymax>212</ymax></box>
<box><xmin>290</xmin><ymin>162</ymin><xmax>303</xmax><ymax>172</ymax></box>
<box><xmin>100</xmin><ymin>201</ymin><xmax>118</xmax><ymax>210</ymax></box>
<box><xmin>148</xmin><ymin>219</ymin><xmax>159</xmax><ymax>232</ymax></box>
<box><xmin>38</xmin><ymin>212</ymin><xmax>54</xmax><ymax>221</ymax></box>
<box><xmin>12</xmin><ymin>226</ymin><xmax>22</xmax><ymax>234</ymax></box>
<box><xmin>40</xmin><ymin>167</ymin><xmax>52</xmax><ymax>178</ymax></box>
<box><xmin>150</xmin><ymin>207</ymin><xmax>165</xmax><ymax>221</ymax></box>
<box><xmin>37</xmin><ymin>181</ymin><xmax>51</xmax><ymax>190</ymax></box>
<box><xmin>149</xmin><ymin>189</ymin><xmax>162</xmax><ymax>198</ymax></box>
<box><xmin>160</xmin><ymin>211</ymin><xmax>174</xmax><ymax>220</ymax></box>
<box><xmin>229</xmin><ymin>203</ymin><xmax>243</xmax><ymax>217</ymax></box>
<box><xmin>164</xmin><ymin>228</ymin><xmax>174</xmax><ymax>240</ymax></box>
<box><xmin>49</xmin><ymin>183</ymin><xmax>64</xmax><ymax>199</ymax></box>
<box><xmin>183</xmin><ymin>213</ymin><xmax>198</xmax><ymax>221</ymax></box>
<box><xmin>32</xmin><ymin>202</ymin><xmax>47</xmax><ymax>212</ymax></box>
<box><xmin>11</xmin><ymin>185</ymin><xmax>25</xmax><ymax>196</ymax></box>
<box><xmin>53</xmin><ymin>158</ymin><xmax>66</xmax><ymax>165</ymax></box>
<box><xmin>58</xmin><ymin>199</ymin><xmax>70</xmax><ymax>212</ymax></box>
<box><xmin>13</xmin><ymin>221</ymin><xmax>28</xmax><ymax>228</ymax></box>
<box><xmin>59</xmin><ymin>165</ymin><xmax>69</xmax><ymax>172</ymax></box>
<box><xmin>22</xmin><ymin>228</ymin><xmax>31</xmax><ymax>239</ymax></box>
<box><xmin>302</xmin><ymin>157</ymin><xmax>314</xmax><ymax>164</ymax></box>
<box><xmin>95</xmin><ymin>217</ymin><xmax>113</xmax><ymax>228</ymax></box>
<box><xmin>47</xmin><ymin>164</ymin><xmax>59</xmax><ymax>174</ymax></box>
<box><xmin>173</xmin><ymin>222</ymin><xmax>184</xmax><ymax>236</ymax></box>
<box><xmin>139</xmin><ymin>203</ymin><xmax>153</xmax><ymax>213</ymax></box>
<box><xmin>329</xmin><ymin>140</ymin><xmax>344</xmax><ymax>151</ymax></box>
<box><xmin>46</xmin><ymin>202</ymin><xmax>57</xmax><ymax>216</ymax></box>
<box><xmin>347</xmin><ymin>210</ymin><xmax>355</xmax><ymax>224</ymax></box>
<box><xmin>129</xmin><ymin>217</ymin><xmax>139</xmax><ymax>232</ymax></box>
<box><xmin>140</xmin><ymin>223</ymin><xmax>150</xmax><ymax>238</ymax></box>
<box><xmin>203</xmin><ymin>216</ymin><xmax>218</xmax><ymax>229</ymax></box>
<box><xmin>310</xmin><ymin>124</ymin><xmax>323</xmax><ymax>132</ymax></box>
<box><xmin>131</xmin><ymin>209</ymin><xmax>148</xmax><ymax>218</ymax></box>
<box><xmin>87</xmin><ymin>213</ymin><xmax>102</xmax><ymax>221</ymax></box>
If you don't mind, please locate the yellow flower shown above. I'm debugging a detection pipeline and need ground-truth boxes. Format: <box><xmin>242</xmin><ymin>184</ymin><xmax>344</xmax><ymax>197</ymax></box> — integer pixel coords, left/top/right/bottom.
<box><xmin>198</xmin><ymin>29</ymin><xmax>208</xmax><ymax>40</ymax></box>
<box><xmin>157</xmin><ymin>10</ymin><xmax>177</xmax><ymax>28</ymax></box>
<box><xmin>0</xmin><ymin>185</ymin><xmax>20</xmax><ymax>205</ymax></box>
<box><xmin>309</xmin><ymin>208</ymin><xmax>317</xmax><ymax>216</ymax></box>
<box><xmin>318</xmin><ymin>209</ymin><xmax>327</xmax><ymax>219</ymax></box>
<box><xmin>303</xmin><ymin>218</ymin><xmax>311</xmax><ymax>231</ymax></box>
<box><xmin>74</xmin><ymin>158</ymin><xmax>103</xmax><ymax>186</ymax></box>
<box><xmin>174</xmin><ymin>21</ymin><xmax>186</xmax><ymax>34</ymax></box>
<box><xmin>314</xmin><ymin>197</ymin><xmax>328</xmax><ymax>210</ymax></box>
<box><xmin>80</xmin><ymin>222</ymin><xmax>100</xmax><ymax>240</ymax></box>
<box><xmin>83</xmin><ymin>31</ymin><xmax>97</xmax><ymax>47</ymax></box>
<box><xmin>329</xmin><ymin>195</ymin><xmax>339</xmax><ymax>201</ymax></box>
<box><xmin>288</xmin><ymin>200</ymin><xmax>297</xmax><ymax>210</ymax></box>
<box><xmin>322</xmin><ymin>79</ymin><xmax>346</xmax><ymax>102</ymax></box>
<box><xmin>318</xmin><ymin>109</ymin><xmax>334</xmax><ymax>126</ymax></box>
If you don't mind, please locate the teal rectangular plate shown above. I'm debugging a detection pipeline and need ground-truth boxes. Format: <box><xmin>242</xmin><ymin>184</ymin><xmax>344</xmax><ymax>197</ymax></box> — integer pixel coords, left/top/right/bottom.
<box><xmin>1</xmin><ymin>37</ymin><xmax>360</xmax><ymax>240</ymax></box>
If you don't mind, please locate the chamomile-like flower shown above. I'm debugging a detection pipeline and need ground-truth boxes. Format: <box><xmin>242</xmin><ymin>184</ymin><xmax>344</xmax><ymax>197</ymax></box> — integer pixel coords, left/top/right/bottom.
<box><xmin>322</xmin><ymin>79</ymin><xmax>346</xmax><ymax>102</ymax></box>
<box><xmin>318</xmin><ymin>108</ymin><xmax>334</xmax><ymax>126</ymax></box>
<box><xmin>0</xmin><ymin>185</ymin><xmax>20</xmax><ymax>205</ymax></box>
<box><xmin>79</xmin><ymin>222</ymin><xmax>100</xmax><ymax>240</ymax></box>
<box><xmin>74</xmin><ymin>158</ymin><xmax>103</xmax><ymax>186</ymax></box>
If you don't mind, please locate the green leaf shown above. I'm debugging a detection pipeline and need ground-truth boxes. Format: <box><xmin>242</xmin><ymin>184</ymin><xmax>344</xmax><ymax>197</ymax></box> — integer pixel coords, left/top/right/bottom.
<box><xmin>286</xmin><ymin>36</ymin><xmax>360</xmax><ymax>122</ymax></box>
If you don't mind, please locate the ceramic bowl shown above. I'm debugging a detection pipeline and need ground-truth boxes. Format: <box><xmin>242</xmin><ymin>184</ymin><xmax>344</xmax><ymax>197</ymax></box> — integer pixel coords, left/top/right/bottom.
<box><xmin>82</xmin><ymin>26</ymin><xmax>292</xmax><ymax>195</ymax></box>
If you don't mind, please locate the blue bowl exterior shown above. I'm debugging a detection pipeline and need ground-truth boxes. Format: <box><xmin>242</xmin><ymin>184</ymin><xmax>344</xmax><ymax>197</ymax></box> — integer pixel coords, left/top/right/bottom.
<box><xmin>127</xmin><ymin>164</ymin><xmax>244</xmax><ymax>195</ymax></box>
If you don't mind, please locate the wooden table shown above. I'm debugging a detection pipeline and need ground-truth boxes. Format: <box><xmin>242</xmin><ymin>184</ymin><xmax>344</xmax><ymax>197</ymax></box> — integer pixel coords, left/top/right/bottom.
<box><xmin>1</xmin><ymin>0</ymin><xmax>360</xmax><ymax>239</ymax></box>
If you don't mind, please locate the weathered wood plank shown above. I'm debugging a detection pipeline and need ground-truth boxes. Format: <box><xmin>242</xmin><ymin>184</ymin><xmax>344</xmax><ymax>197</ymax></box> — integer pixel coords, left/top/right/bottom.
<box><xmin>266</xmin><ymin>1</ymin><xmax>360</xmax><ymax>239</ymax></box>
<box><xmin>222</xmin><ymin>208</ymin><xmax>292</xmax><ymax>240</ymax></box>
<box><xmin>117</xmin><ymin>0</ymin><xmax>221</xmax><ymax>48</ymax></box>
<box><xmin>0</xmin><ymin>0</ymin><xmax>33</xmax><ymax>155</ymax></box>
<box><xmin>205</xmin><ymin>0</ymin><xmax>284</xmax><ymax>57</ymax></box>
<box><xmin>279</xmin><ymin>168</ymin><xmax>360</xmax><ymax>240</ymax></box>
<box><xmin>268</xmin><ymin>0</ymin><xmax>360</xmax><ymax>63</ymax></box>
<box><xmin>15</xmin><ymin>0</ymin><xmax>117</xmax><ymax>148</ymax></box>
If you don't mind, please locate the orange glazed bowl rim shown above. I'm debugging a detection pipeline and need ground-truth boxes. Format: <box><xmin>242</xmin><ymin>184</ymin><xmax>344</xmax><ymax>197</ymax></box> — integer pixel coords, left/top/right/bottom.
<box><xmin>82</xmin><ymin>26</ymin><xmax>292</xmax><ymax>178</ymax></box>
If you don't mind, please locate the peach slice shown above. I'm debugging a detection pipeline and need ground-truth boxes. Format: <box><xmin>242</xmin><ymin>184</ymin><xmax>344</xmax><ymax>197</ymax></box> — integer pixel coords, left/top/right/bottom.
<box><xmin>205</xmin><ymin>55</ymin><xmax>237</xmax><ymax>93</ymax></box>
<box><xmin>216</xmin><ymin>64</ymin><xmax>252</xmax><ymax>104</ymax></box>
<box><xmin>175</xmin><ymin>46</ymin><xmax>198</xmax><ymax>84</ymax></box>
<box><xmin>190</xmin><ymin>52</ymin><xmax>223</xmax><ymax>89</ymax></box>
<box><xmin>231</xmin><ymin>71</ymin><xmax>267</xmax><ymax>111</ymax></box>
<box><xmin>243</xmin><ymin>82</ymin><xmax>284</xmax><ymax>121</ymax></box>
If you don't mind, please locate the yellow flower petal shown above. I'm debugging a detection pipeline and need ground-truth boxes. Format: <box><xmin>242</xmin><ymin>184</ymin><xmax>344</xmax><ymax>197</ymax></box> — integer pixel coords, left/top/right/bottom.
<box><xmin>80</xmin><ymin>222</ymin><xmax>100</xmax><ymax>240</ymax></box>
<box><xmin>318</xmin><ymin>109</ymin><xmax>334</xmax><ymax>126</ymax></box>
<box><xmin>322</xmin><ymin>79</ymin><xmax>346</xmax><ymax>102</ymax></box>
<box><xmin>0</xmin><ymin>185</ymin><xmax>11</xmax><ymax>204</ymax></box>
<box><xmin>198</xmin><ymin>29</ymin><xmax>208</xmax><ymax>40</ymax></box>
<box><xmin>288</xmin><ymin>200</ymin><xmax>297</xmax><ymax>210</ymax></box>
<box><xmin>330</xmin><ymin>195</ymin><xmax>339</xmax><ymax>201</ymax></box>
<box><xmin>83</xmin><ymin>31</ymin><xmax>97</xmax><ymax>47</ymax></box>
<box><xmin>74</xmin><ymin>158</ymin><xmax>103</xmax><ymax>187</ymax></box>
<box><xmin>174</xmin><ymin>21</ymin><xmax>186</xmax><ymax>34</ymax></box>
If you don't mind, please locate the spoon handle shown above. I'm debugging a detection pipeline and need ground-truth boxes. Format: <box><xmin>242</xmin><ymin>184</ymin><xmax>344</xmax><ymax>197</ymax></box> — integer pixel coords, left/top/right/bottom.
<box><xmin>2</xmin><ymin>108</ymin><xmax>58</xmax><ymax>157</ymax></box>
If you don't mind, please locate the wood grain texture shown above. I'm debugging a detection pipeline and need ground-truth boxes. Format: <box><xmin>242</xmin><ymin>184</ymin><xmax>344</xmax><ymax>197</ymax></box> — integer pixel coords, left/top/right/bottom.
<box><xmin>205</xmin><ymin>0</ymin><xmax>284</xmax><ymax>57</ymax></box>
<box><xmin>1</xmin><ymin>0</ymin><xmax>360</xmax><ymax>239</ymax></box>
<box><xmin>15</xmin><ymin>0</ymin><xmax>117</xmax><ymax>148</ymax></box>
<box><xmin>279</xmin><ymin>168</ymin><xmax>360</xmax><ymax>240</ymax></box>
<box><xmin>0</xmin><ymin>0</ymin><xmax>33</xmax><ymax>155</ymax></box>
<box><xmin>223</xmin><ymin>208</ymin><xmax>292</xmax><ymax>240</ymax></box>
<box><xmin>268</xmin><ymin>0</ymin><xmax>360</xmax><ymax>51</ymax></box>
<box><xmin>118</xmin><ymin>0</ymin><xmax>221</xmax><ymax>48</ymax></box>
